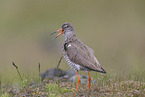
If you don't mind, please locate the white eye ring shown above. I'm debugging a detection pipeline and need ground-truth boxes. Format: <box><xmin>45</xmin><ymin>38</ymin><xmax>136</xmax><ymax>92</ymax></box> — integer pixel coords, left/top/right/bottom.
<box><xmin>64</xmin><ymin>25</ymin><xmax>68</xmax><ymax>28</ymax></box>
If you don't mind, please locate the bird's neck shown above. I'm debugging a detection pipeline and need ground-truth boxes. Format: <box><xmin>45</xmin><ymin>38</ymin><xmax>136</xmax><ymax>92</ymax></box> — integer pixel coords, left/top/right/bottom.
<box><xmin>65</xmin><ymin>34</ymin><xmax>77</xmax><ymax>43</ymax></box>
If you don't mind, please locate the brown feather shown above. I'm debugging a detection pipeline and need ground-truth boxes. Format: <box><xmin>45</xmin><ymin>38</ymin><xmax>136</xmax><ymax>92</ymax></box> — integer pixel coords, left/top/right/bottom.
<box><xmin>63</xmin><ymin>38</ymin><xmax>106</xmax><ymax>73</ymax></box>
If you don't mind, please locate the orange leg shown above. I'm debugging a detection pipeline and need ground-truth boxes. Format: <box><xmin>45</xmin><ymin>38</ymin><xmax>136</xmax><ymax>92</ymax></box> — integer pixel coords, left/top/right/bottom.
<box><xmin>88</xmin><ymin>71</ymin><xmax>91</xmax><ymax>90</ymax></box>
<box><xmin>76</xmin><ymin>71</ymin><xmax>80</xmax><ymax>91</ymax></box>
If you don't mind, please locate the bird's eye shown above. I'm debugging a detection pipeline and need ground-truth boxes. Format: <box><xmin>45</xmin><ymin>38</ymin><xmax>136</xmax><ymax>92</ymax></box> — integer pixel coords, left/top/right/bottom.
<box><xmin>64</xmin><ymin>25</ymin><xmax>69</xmax><ymax>28</ymax></box>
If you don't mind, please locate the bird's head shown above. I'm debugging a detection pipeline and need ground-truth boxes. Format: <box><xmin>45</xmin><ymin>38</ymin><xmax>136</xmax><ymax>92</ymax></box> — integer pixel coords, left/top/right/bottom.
<box><xmin>52</xmin><ymin>22</ymin><xmax>76</xmax><ymax>40</ymax></box>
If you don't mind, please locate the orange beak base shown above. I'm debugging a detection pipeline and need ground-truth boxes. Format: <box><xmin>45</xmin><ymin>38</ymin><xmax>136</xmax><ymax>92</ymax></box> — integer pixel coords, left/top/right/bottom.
<box><xmin>52</xmin><ymin>28</ymin><xmax>64</xmax><ymax>40</ymax></box>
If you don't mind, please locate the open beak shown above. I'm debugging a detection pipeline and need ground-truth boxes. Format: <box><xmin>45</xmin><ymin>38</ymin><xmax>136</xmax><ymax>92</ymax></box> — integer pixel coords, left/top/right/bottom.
<box><xmin>52</xmin><ymin>28</ymin><xmax>64</xmax><ymax>40</ymax></box>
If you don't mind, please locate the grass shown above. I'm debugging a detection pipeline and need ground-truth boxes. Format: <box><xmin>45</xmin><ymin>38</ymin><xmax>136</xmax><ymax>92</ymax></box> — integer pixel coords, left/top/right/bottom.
<box><xmin>0</xmin><ymin>71</ymin><xmax>144</xmax><ymax>97</ymax></box>
<box><xmin>0</xmin><ymin>62</ymin><xmax>144</xmax><ymax>96</ymax></box>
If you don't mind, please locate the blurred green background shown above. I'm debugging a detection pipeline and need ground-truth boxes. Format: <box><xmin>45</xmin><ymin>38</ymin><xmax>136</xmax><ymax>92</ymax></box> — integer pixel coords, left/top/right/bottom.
<box><xmin>0</xmin><ymin>0</ymin><xmax>145</xmax><ymax>82</ymax></box>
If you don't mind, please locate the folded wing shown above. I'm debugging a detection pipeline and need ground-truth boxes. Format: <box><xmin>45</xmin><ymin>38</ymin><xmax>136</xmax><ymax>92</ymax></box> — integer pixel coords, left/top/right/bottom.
<box><xmin>65</xmin><ymin>41</ymin><xmax>106</xmax><ymax>73</ymax></box>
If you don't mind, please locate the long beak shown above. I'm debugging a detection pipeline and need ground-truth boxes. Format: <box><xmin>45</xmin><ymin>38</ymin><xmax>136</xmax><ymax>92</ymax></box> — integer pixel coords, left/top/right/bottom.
<box><xmin>52</xmin><ymin>28</ymin><xmax>64</xmax><ymax>40</ymax></box>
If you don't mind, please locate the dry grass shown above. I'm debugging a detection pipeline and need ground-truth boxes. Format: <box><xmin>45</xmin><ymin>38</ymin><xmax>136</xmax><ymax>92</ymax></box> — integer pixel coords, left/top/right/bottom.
<box><xmin>1</xmin><ymin>74</ymin><xmax>144</xmax><ymax>97</ymax></box>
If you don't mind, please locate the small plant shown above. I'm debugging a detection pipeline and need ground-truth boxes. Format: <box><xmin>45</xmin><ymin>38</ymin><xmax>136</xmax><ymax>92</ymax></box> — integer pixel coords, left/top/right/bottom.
<box><xmin>1</xmin><ymin>92</ymin><xmax>10</xmax><ymax>97</ymax></box>
<box><xmin>20</xmin><ymin>77</ymin><xmax>28</xmax><ymax>89</ymax></box>
<box><xmin>12</xmin><ymin>62</ymin><xmax>23</xmax><ymax>82</ymax></box>
<box><xmin>0</xmin><ymin>80</ymin><xmax>1</xmax><ymax>95</ymax></box>
<box><xmin>38</xmin><ymin>63</ymin><xmax>41</xmax><ymax>83</ymax></box>
<box><xmin>46</xmin><ymin>83</ymin><xmax>58</xmax><ymax>93</ymax></box>
<box><xmin>45</xmin><ymin>82</ymin><xmax>74</xmax><ymax>96</ymax></box>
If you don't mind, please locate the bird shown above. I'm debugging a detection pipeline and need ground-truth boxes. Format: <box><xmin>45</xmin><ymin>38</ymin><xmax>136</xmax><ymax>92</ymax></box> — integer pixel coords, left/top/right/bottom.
<box><xmin>52</xmin><ymin>22</ymin><xmax>106</xmax><ymax>91</ymax></box>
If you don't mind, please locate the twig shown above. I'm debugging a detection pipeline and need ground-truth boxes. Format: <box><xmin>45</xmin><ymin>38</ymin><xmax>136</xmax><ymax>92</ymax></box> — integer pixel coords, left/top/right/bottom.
<box><xmin>56</xmin><ymin>56</ymin><xmax>63</xmax><ymax>69</ymax></box>
<box><xmin>0</xmin><ymin>80</ymin><xmax>1</xmax><ymax>95</ymax></box>
<box><xmin>38</xmin><ymin>63</ymin><xmax>41</xmax><ymax>83</ymax></box>
<box><xmin>12</xmin><ymin>62</ymin><xmax>23</xmax><ymax>82</ymax></box>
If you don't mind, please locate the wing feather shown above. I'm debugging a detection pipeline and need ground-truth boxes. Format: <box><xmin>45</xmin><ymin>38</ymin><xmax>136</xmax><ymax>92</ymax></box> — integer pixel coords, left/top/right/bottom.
<box><xmin>65</xmin><ymin>40</ymin><xmax>105</xmax><ymax>73</ymax></box>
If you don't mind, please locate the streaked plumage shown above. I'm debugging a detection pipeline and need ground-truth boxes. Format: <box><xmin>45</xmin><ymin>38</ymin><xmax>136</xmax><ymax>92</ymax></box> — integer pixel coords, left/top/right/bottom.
<box><xmin>53</xmin><ymin>22</ymin><xmax>106</xmax><ymax>91</ymax></box>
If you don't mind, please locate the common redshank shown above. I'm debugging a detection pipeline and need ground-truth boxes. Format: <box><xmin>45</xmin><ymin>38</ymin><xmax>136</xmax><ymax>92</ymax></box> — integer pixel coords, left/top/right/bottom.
<box><xmin>52</xmin><ymin>22</ymin><xmax>106</xmax><ymax>91</ymax></box>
